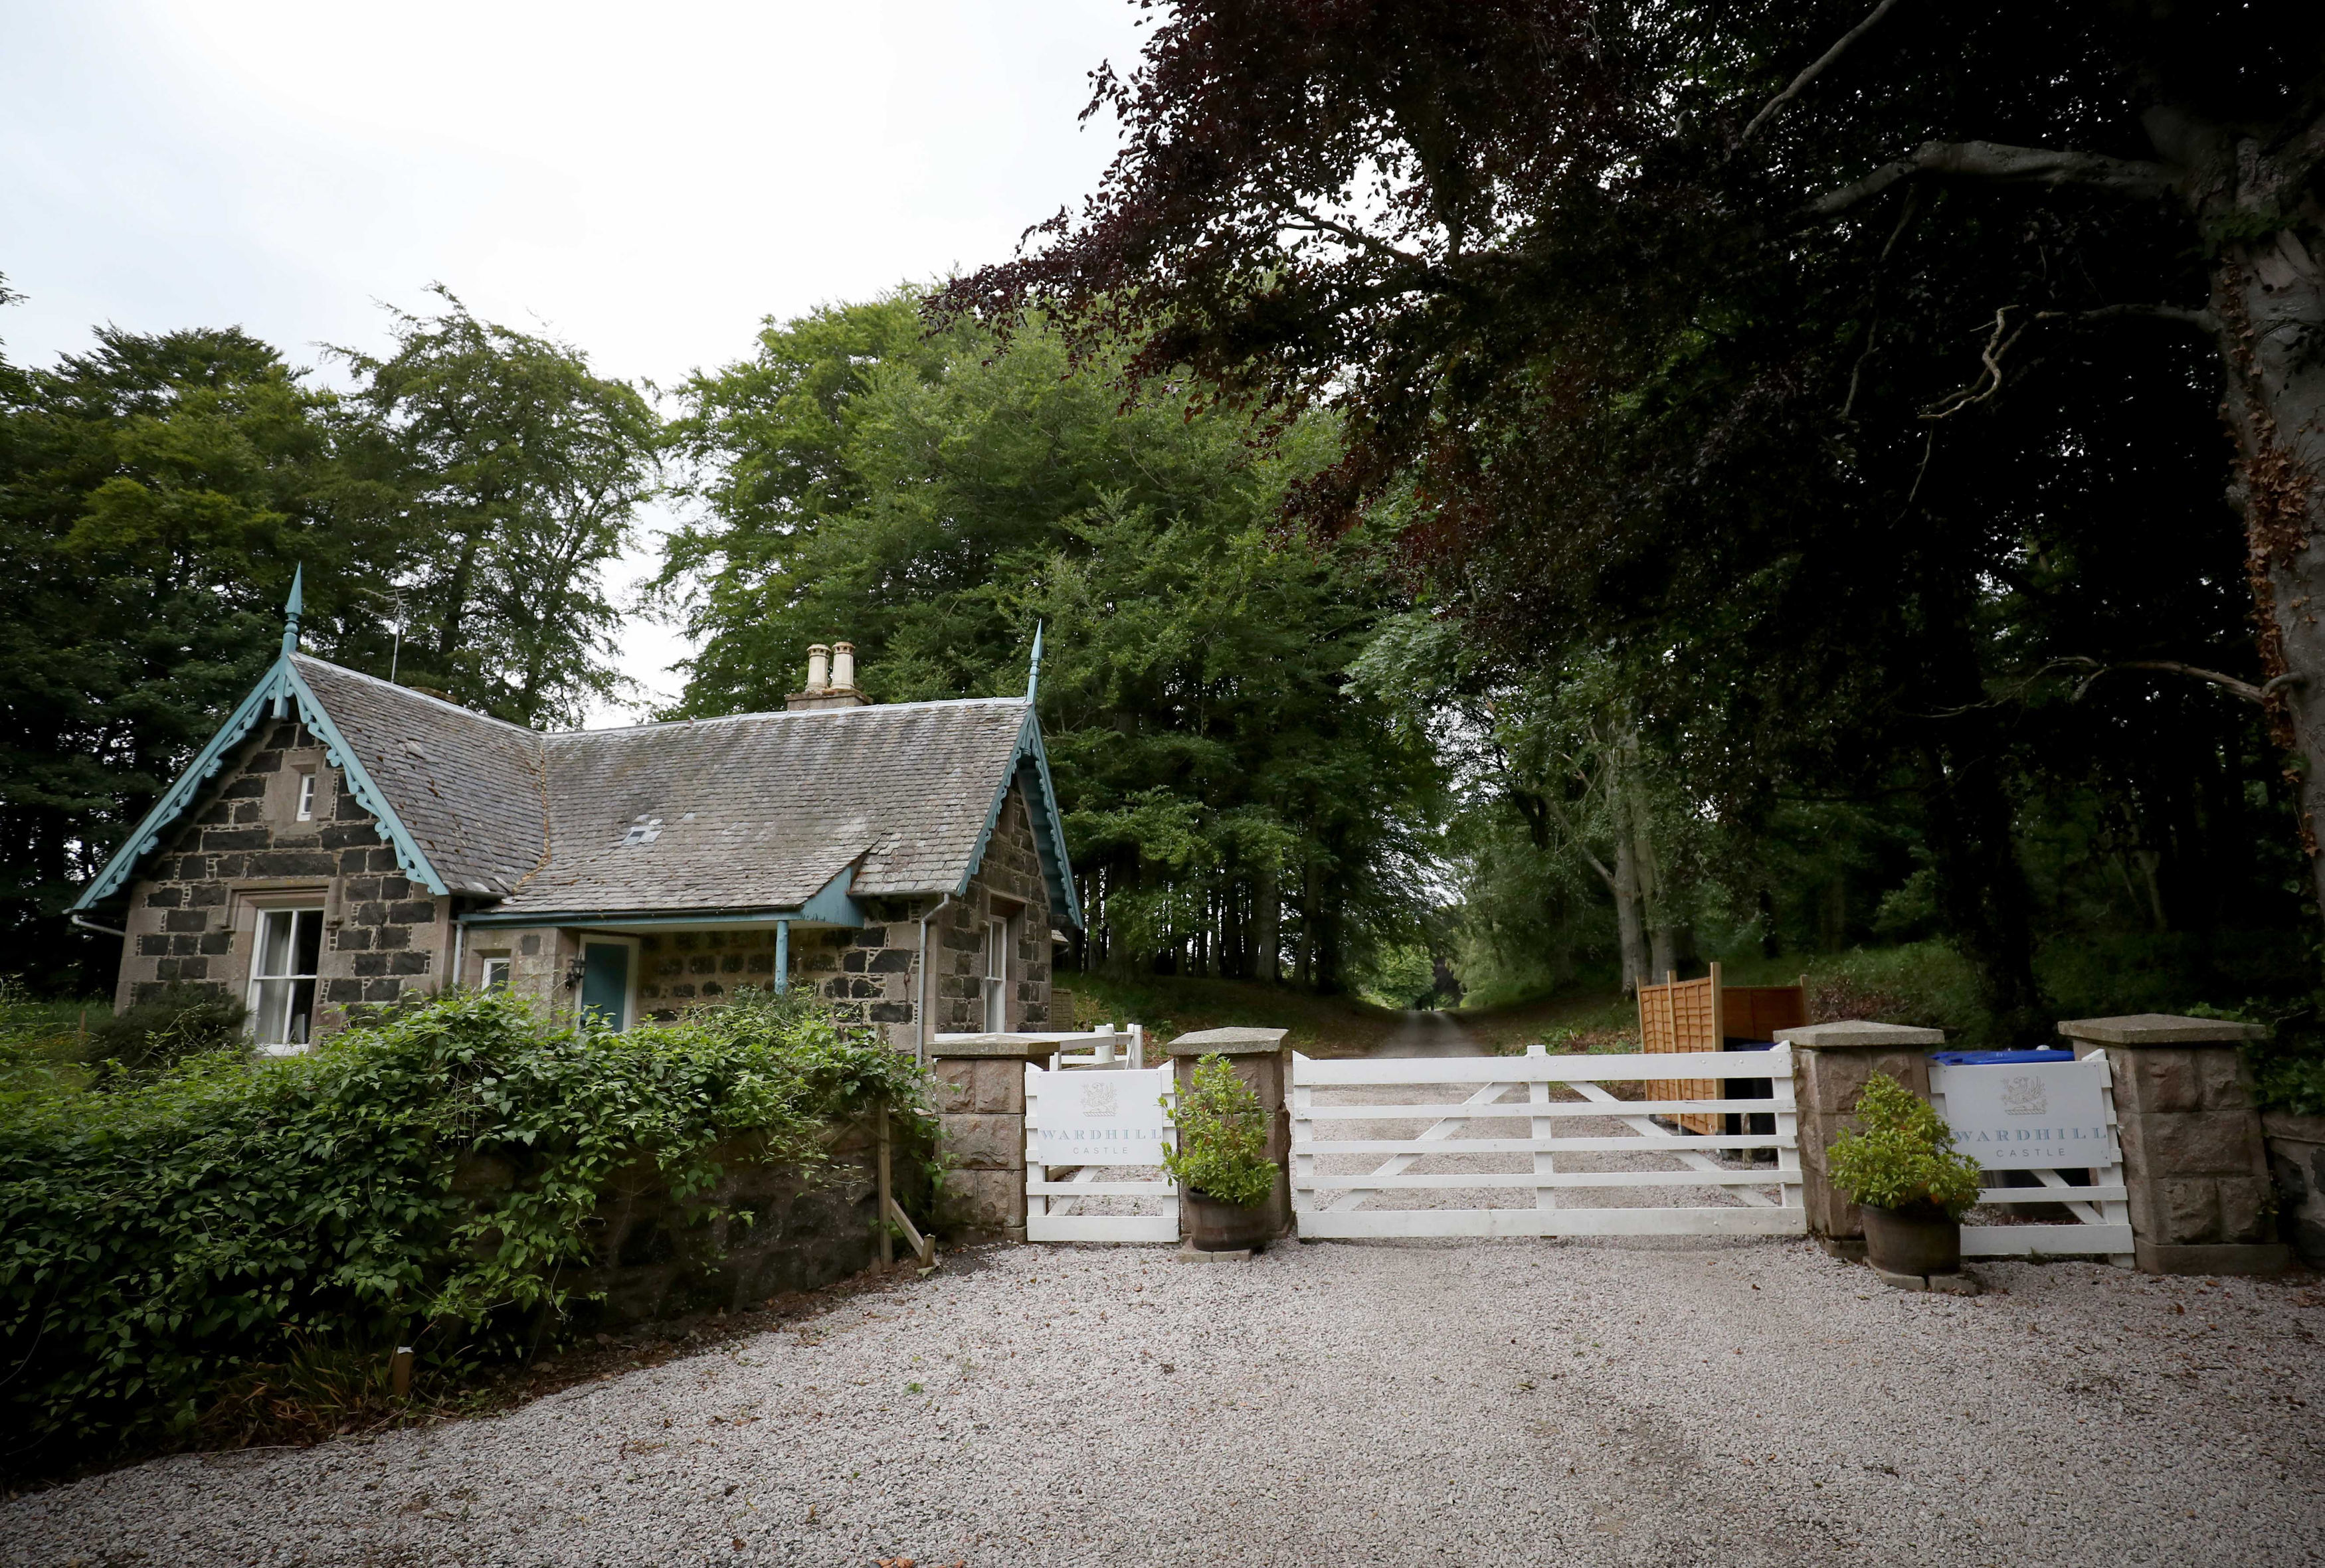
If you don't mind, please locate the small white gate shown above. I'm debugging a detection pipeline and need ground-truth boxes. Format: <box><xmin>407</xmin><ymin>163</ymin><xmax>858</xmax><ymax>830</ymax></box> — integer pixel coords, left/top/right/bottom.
<box><xmin>1024</xmin><ymin>1063</ymin><xmax>1178</xmax><ymax>1243</ymax></box>
<box><xmin>1291</xmin><ymin>1045</ymin><xmax>1804</xmax><ymax>1239</ymax></box>
<box><xmin>1929</xmin><ymin>1051</ymin><xmax>2133</xmax><ymax>1261</ymax></box>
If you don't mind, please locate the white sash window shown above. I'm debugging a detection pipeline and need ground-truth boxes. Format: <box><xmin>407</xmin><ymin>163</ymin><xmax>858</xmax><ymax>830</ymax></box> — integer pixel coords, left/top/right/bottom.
<box><xmin>250</xmin><ymin>907</ymin><xmax>324</xmax><ymax>1051</ymax></box>
<box><xmin>982</xmin><ymin>916</ymin><xmax>1008</xmax><ymax>1032</ymax></box>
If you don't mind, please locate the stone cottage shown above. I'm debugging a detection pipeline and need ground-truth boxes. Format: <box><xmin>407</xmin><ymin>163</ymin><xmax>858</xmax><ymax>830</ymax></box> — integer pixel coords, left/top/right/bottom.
<box><xmin>72</xmin><ymin>577</ymin><xmax>1077</xmax><ymax>1055</ymax></box>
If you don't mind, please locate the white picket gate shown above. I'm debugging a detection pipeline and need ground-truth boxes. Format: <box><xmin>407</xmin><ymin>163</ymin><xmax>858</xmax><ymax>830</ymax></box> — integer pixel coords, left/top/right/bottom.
<box><xmin>1928</xmin><ymin>1051</ymin><xmax>2134</xmax><ymax>1261</ymax></box>
<box><xmin>1291</xmin><ymin>1044</ymin><xmax>1804</xmax><ymax>1239</ymax></box>
<box><xmin>1023</xmin><ymin>1063</ymin><xmax>1178</xmax><ymax>1243</ymax></box>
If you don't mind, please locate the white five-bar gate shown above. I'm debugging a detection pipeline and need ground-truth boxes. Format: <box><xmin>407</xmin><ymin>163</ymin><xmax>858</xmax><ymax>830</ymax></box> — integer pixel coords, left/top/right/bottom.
<box><xmin>1016</xmin><ymin>1033</ymin><xmax>2131</xmax><ymax>1255</ymax></box>
<box><xmin>1291</xmin><ymin>1044</ymin><xmax>1804</xmax><ymax>1239</ymax></box>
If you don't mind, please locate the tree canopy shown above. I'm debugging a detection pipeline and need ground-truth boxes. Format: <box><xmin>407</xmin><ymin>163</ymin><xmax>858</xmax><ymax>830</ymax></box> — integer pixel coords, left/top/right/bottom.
<box><xmin>0</xmin><ymin>289</ymin><xmax>658</xmax><ymax>989</ymax></box>
<box><xmin>660</xmin><ymin>292</ymin><xmax>1443</xmax><ymax>986</ymax></box>
<box><xmin>943</xmin><ymin>0</ymin><xmax>2324</xmax><ymax>1031</ymax></box>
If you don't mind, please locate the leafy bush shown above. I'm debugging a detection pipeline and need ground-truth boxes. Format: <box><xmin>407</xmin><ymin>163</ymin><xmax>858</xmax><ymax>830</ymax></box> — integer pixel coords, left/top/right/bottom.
<box><xmin>0</xmin><ymin>979</ymin><xmax>93</xmax><ymax>1087</ymax></box>
<box><xmin>1161</xmin><ymin>1054</ymin><xmax>1276</xmax><ymax>1207</ymax></box>
<box><xmin>0</xmin><ymin>986</ymin><xmax>928</xmax><ymax>1473</ymax></box>
<box><xmin>81</xmin><ymin>984</ymin><xmax>247</xmax><ymax>1079</ymax></box>
<box><xmin>1826</xmin><ymin>1071</ymin><xmax>1984</xmax><ymax>1219</ymax></box>
<box><xmin>2182</xmin><ymin>1000</ymin><xmax>2325</xmax><ymax>1117</ymax></box>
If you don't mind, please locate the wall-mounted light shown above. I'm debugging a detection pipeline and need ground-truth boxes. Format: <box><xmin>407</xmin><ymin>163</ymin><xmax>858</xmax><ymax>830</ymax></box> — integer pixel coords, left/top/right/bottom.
<box><xmin>564</xmin><ymin>957</ymin><xmax>588</xmax><ymax>990</ymax></box>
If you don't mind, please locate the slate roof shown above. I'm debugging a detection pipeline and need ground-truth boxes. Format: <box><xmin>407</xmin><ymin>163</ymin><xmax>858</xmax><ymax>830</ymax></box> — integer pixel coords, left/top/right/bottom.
<box><xmin>292</xmin><ymin>656</ymin><xmax>546</xmax><ymax>897</ymax></box>
<box><xmin>508</xmin><ymin>698</ymin><xmax>1034</xmax><ymax>916</ymax></box>
<box><xmin>283</xmin><ymin>655</ymin><xmax>1048</xmax><ymax>916</ymax></box>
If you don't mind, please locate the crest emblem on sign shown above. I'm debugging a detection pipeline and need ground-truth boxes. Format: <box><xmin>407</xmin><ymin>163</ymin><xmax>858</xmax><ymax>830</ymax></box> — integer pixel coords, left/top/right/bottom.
<box><xmin>1999</xmin><ymin>1075</ymin><xmax>2048</xmax><ymax>1116</ymax></box>
<box><xmin>1078</xmin><ymin>1080</ymin><xmax>1119</xmax><ymax>1117</ymax></box>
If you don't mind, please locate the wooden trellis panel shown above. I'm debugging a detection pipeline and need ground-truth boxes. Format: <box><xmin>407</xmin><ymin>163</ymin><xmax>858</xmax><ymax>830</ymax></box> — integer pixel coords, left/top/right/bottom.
<box><xmin>1637</xmin><ymin>964</ymin><xmax>1724</xmax><ymax>1133</ymax></box>
<box><xmin>1636</xmin><ymin>964</ymin><xmax>1809</xmax><ymax>1135</ymax></box>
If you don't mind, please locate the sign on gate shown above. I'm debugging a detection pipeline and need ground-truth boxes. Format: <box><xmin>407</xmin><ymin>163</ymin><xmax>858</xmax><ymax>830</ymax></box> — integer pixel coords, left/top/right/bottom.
<box><xmin>1031</xmin><ymin>1067</ymin><xmax>1173</xmax><ymax>1167</ymax></box>
<box><xmin>1937</xmin><ymin>1063</ymin><xmax>2110</xmax><ymax>1168</ymax></box>
<box><xmin>1025</xmin><ymin>1065</ymin><xmax>1179</xmax><ymax>1243</ymax></box>
<box><xmin>1926</xmin><ymin>1053</ymin><xmax>2132</xmax><ymax>1261</ymax></box>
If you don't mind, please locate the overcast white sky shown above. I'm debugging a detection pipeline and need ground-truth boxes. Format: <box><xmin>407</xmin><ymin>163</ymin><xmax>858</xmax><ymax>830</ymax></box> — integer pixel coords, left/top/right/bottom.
<box><xmin>0</xmin><ymin>1</ymin><xmax>1139</xmax><ymax>721</ymax></box>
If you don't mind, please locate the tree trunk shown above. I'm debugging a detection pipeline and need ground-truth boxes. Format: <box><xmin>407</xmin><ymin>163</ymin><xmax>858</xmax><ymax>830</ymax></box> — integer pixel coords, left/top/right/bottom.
<box><xmin>1255</xmin><ymin>863</ymin><xmax>1280</xmax><ymax>984</ymax></box>
<box><xmin>1609</xmin><ymin>793</ymin><xmax>1651</xmax><ymax>992</ymax></box>
<box><xmin>1605</xmin><ymin>723</ymin><xmax>1654</xmax><ymax>991</ymax></box>
<box><xmin>2212</xmin><ymin>240</ymin><xmax>2325</xmax><ymax>915</ymax></box>
<box><xmin>1294</xmin><ymin>859</ymin><xmax>1314</xmax><ymax>986</ymax></box>
<box><xmin>1919</xmin><ymin>738</ymin><xmax>2045</xmax><ymax>1040</ymax></box>
<box><xmin>436</xmin><ymin>520</ymin><xmax>487</xmax><ymax>662</ymax></box>
<box><xmin>2142</xmin><ymin>102</ymin><xmax>2325</xmax><ymax>925</ymax></box>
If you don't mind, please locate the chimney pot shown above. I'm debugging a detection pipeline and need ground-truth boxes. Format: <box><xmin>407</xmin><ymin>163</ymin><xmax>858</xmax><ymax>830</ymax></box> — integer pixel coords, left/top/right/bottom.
<box><xmin>830</xmin><ymin>641</ymin><xmax>856</xmax><ymax>691</ymax></box>
<box><xmin>805</xmin><ymin>644</ymin><xmax>830</xmax><ymax>692</ymax></box>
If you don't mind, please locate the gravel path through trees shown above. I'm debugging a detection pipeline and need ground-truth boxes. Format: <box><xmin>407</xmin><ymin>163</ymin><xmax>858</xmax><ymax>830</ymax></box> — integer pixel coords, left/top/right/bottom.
<box><xmin>8</xmin><ymin>1239</ymin><xmax>2320</xmax><ymax>1568</ymax></box>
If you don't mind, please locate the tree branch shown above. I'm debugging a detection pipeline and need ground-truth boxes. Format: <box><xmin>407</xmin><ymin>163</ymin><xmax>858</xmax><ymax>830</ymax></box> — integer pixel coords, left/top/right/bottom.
<box><xmin>2035</xmin><ymin>302</ymin><xmax>2225</xmax><ymax>343</ymax></box>
<box><xmin>1809</xmin><ymin>140</ymin><xmax>2175</xmax><ymax>219</ymax></box>
<box><xmin>1921</xmin><ymin>305</ymin><xmax>2028</xmax><ymax>420</ymax></box>
<box><xmin>2060</xmin><ymin>655</ymin><xmax>2301</xmax><ymax>706</ymax></box>
<box><xmin>1740</xmin><ymin>0</ymin><xmax>1910</xmax><ymax>146</ymax></box>
<box><xmin>1278</xmin><ymin>203</ymin><xmax>1430</xmax><ymax>270</ymax></box>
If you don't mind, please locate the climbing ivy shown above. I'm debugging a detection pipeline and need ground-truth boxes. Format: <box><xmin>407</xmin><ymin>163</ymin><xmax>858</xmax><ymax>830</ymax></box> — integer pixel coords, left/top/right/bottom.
<box><xmin>0</xmin><ymin>987</ymin><xmax>928</xmax><ymax>1470</ymax></box>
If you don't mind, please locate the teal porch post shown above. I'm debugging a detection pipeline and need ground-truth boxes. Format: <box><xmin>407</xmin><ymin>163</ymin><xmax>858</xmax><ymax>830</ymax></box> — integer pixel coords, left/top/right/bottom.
<box><xmin>775</xmin><ymin>919</ymin><xmax>790</xmax><ymax>994</ymax></box>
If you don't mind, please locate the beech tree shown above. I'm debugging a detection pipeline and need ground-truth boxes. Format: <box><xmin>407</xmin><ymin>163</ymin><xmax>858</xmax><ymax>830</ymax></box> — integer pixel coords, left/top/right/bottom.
<box><xmin>942</xmin><ymin>0</ymin><xmax>2324</xmax><ymax>1021</ymax></box>
<box><xmin>659</xmin><ymin>293</ymin><xmax>1442</xmax><ymax>988</ymax></box>
<box><xmin>333</xmin><ymin>288</ymin><xmax>659</xmax><ymax>727</ymax></box>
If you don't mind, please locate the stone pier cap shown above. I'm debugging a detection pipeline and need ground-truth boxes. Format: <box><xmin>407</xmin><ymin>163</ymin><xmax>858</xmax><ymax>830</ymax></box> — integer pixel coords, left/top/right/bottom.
<box><xmin>927</xmin><ymin>1034</ymin><xmax>1056</xmax><ymax>1059</ymax></box>
<box><xmin>1167</xmin><ymin>1026</ymin><xmax>1291</xmax><ymax>1057</ymax></box>
<box><xmin>1773</xmin><ymin>1020</ymin><xmax>1945</xmax><ymax>1049</ymax></box>
<box><xmin>2058</xmin><ymin>1013</ymin><xmax>2265</xmax><ymax>1046</ymax></box>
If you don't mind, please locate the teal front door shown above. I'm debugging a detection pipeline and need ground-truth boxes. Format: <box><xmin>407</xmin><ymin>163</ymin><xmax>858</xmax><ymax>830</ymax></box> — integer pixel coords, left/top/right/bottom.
<box><xmin>580</xmin><ymin>940</ymin><xmax>630</xmax><ymax>1029</ymax></box>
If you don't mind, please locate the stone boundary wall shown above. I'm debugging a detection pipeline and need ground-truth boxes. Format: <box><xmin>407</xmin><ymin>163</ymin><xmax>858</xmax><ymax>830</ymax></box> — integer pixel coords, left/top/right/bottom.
<box><xmin>1776</xmin><ymin>1021</ymin><xmax>1942</xmax><ymax>1259</ymax></box>
<box><xmin>1780</xmin><ymin>1014</ymin><xmax>2291</xmax><ymax>1276</ymax></box>
<box><xmin>2057</xmin><ymin>1015</ymin><xmax>2287</xmax><ymax>1276</ymax></box>
<box><xmin>450</xmin><ymin>1122</ymin><xmax>925</xmax><ymax>1324</ymax></box>
<box><xmin>2262</xmin><ymin>1112</ymin><xmax>2325</xmax><ymax>1269</ymax></box>
<box><xmin>926</xmin><ymin>1035</ymin><xmax>1048</xmax><ymax>1243</ymax></box>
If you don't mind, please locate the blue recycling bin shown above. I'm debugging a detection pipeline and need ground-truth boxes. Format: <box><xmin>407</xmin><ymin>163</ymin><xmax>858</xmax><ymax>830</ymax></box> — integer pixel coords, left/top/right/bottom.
<box><xmin>1724</xmin><ymin>1039</ymin><xmax>1778</xmax><ymax>1137</ymax></box>
<box><xmin>1928</xmin><ymin>1049</ymin><xmax>2075</xmax><ymax>1065</ymax></box>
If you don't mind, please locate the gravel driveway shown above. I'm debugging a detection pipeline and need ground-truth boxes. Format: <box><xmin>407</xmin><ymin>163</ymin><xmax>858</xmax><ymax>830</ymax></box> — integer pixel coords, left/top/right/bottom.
<box><xmin>8</xmin><ymin>1237</ymin><xmax>2320</xmax><ymax>1568</ymax></box>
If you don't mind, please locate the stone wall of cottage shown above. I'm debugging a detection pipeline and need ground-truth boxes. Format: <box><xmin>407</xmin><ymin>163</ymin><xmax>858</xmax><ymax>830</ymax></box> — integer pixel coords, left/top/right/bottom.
<box><xmin>112</xmin><ymin>719</ymin><xmax>452</xmax><ymax>1031</ymax></box>
<box><xmin>122</xmin><ymin>735</ymin><xmax>1058</xmax><ymax>1051</ymax></box>
<box><xmin>463</xmin><ymin>779</ymin><xmax>1058</xmax><ymax>1049</ymax></box>
<box><xmin>929</xmin><ymin>780</ymin><xmax>1054</xmax><ymax>1034</ymax></box>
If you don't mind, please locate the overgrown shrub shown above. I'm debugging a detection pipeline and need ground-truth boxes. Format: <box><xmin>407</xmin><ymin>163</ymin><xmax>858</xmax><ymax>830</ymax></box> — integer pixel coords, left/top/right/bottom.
<box><xmin>80</xmin><ymin>983</ymin><xmax>247</xmax><ymax>1079</ymax></box>
<box><xmin>1826</xmin><ymin>1071</ymin><xmax>1984</xmax><ymax>1218</ymax></box>
<box><xmin>1161</xmin><ymin>1054</ymin><xmax>1275</xmax><ymax>1206</ymax></box>
<box><xmin>0</xmin><ymin>979</ymin><xmax>91</xmax><ymax>1089</ymax></box>
<box><xmin>2186</xmin><ymin>1000</ymin><xmax>2325</xmax><ymax>1117</ymax></box>
<box><xmin>0</xmin><ymin>986</ymin><xmax>929</xmax><ymax>1474</ymax></box>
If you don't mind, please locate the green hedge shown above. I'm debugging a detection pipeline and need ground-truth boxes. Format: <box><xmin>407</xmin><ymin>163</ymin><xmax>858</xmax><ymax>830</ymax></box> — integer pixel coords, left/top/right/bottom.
<box><xmin>0</xmin><ymin>988</ymin><xmax>927</xmax><ymax>1470</ymax></box>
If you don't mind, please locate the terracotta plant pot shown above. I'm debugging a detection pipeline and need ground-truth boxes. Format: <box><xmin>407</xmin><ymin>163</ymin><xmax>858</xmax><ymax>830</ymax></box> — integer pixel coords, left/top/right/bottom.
<box><xmin>1184</xmin><ymin>1188</ymin><xmax>1274</xmax><ymax>1252</ymax></box>
<box><xmin>1862</xmin><ymin>1199</ymin><xmax>1962</xmax><ymax>1276</ymax></box>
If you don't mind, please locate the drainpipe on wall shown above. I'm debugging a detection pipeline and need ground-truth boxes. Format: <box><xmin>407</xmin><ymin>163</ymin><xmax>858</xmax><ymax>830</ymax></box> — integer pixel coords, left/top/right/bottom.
<box><xmin>775</xmin><ymin>918</ymin><xmax>790</xmax><ymax>994</ymax></box>
<box><xmin>70</xmin><ymin>912</ymin><xmax>126</xmax><ymax>939</ymax></box>
<box><xmin>915</xmin><ymin>893</ymin><xmax>955</xmax><ymax>1069</ymax></box>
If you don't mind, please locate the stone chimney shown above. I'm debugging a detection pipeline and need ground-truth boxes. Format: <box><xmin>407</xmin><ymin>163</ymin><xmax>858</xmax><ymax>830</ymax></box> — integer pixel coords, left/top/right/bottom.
<box><xmin>787</xmin><ymin>638</ymin><xmax>870</xmax><ymax>711</ymax></box>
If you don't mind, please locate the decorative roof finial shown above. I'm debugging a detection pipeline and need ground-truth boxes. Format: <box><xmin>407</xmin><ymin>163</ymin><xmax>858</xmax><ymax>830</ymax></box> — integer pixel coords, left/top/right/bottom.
<box><xmin>1025</xmin><ymin>620</ymin><xmax>1044</xmax><ymax>702</ymax></box>
<box><xmin>280</xmin><ymin>565</ymin><xmax>304</xmax><ymax>659</ymax></box>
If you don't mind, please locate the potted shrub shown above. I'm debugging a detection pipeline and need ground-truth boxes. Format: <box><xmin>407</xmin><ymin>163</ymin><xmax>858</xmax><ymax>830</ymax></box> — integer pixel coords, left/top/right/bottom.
<box><xmin>1827</xmin><ymin>1071</ymin><xmax>1984</xmax><ymax>1278</ymax></box>
<box><xmin>1162</xmin><ymin>1054</ymin><xmax>1279</xmax><ymax>1251</ymax></box>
